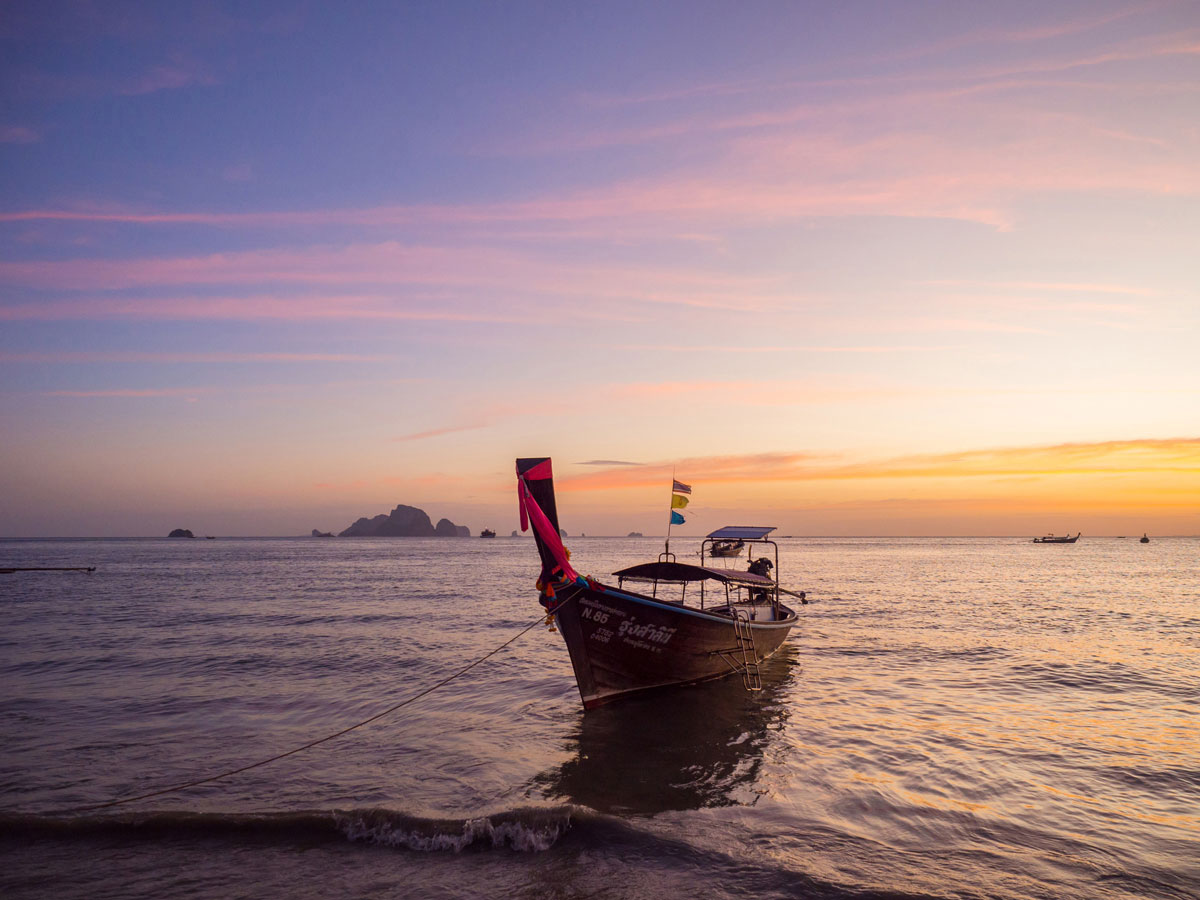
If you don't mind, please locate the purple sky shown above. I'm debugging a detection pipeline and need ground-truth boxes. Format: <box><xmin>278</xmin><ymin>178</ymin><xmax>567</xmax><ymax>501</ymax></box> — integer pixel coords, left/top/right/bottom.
<box><xmin>2</xmin><ymin>1</ymin><xmax>1198</xmax><ymax>536</ymax></box>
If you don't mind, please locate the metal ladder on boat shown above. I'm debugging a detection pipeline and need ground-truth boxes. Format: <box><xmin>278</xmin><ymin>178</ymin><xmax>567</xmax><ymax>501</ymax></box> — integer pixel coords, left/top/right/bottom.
<box><xmin>732</xmin><ymin>610</ymin><xmax>762</xmax><ymax>691</ymax></box>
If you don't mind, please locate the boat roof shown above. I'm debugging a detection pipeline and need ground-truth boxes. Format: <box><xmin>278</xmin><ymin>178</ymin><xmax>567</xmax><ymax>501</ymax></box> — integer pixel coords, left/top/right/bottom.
<box><xmin>612</xmin><ymin>561</ymin><xmax>775</xmax><ymax>586</ymax></box>
<box><xmin>706</xmin><ymin>526</ymin><xmax>776</xmax><ymax>540</ymax></box>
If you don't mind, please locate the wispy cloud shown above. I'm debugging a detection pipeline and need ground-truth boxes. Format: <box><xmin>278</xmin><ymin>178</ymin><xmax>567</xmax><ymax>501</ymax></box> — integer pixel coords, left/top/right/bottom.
<box><xmin>867</xmin><ymin>4</ymin><xmax>1166</xmax><ymax>64</ymax></box>
<box><xmin>612</xmin><ymin>343</ymin><xmax>963</xmax><ymax>354</ymax></box>
<box><xmin>119</xmin><ymin>54</ymin><xmax>219</xmax><ymax>95</ymax></box>
<box><xmin>222</xmin><ymin>163</ymin><xmax>254</xmax><ymax>183</ymax></box>
<box><xmin>0</xmin><ymin>292</ymin><xmax>528</xmax><ymax>324</ymax></box>
<box><xmin>394</xmin><ymin>422</ymin><xmax>492</xmax><ymax>442</ymax></box>
<box><xmin>608</xmin><ymin>379</ymin><xmax>922</xmax><ymax>407</ymax></box>
<box><xmin>825</xmin><ymin>438</ymin><xmax>1200</xmax><ymax>481</ymax></box>
<box><xmin>1</xmin><ymin>351</ymin><xmax>386</xmax><ymax>363</ymax></box>
<box><xmin>922</xmin><ymin>279</ymin><xmax>1156</xmax><ymax>296</ymax></box>
<box><xmin>44</xmin><ymin>387</ymin><xmax>216</xmax><ymax>398</ymax></box>
<box><xmin>8</xmin><ymin>73</ymin><xmax>1196</xmax><ymax>244</ymax></box>
<box><xmin>0</xmin><ymin>241</ymin><xmax>794</xmax><ymax>321</ymax></box>
<box><xmin>557</xmin><ymin>438</ymin><xmax>1200</xmax><ymax>492</ymax></box>
<box><xmin>576</xmin><ymin>5</ymin><xmax>1168</xmax><ymax>109</ymax></box>
<box><xmin>0</xmin><ymin>125</ymin><xmax>41</xmax><ymax>144</ymax></box>
<box><xmin>576</xmin><ymin>459</ymin><xmax>645</xmax><ymax>466</ymax></box>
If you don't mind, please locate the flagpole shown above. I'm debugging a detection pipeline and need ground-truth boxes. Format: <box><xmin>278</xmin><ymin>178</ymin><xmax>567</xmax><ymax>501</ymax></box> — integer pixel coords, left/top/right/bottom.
<box><xmin>665</xmin><ymin>467</ymin><xmax>675</xmax><ymax>558</ymax></box>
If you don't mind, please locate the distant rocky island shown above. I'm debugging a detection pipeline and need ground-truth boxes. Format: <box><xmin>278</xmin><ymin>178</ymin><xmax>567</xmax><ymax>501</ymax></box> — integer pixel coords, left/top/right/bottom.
<box><xmin>627</xmin><ymin>531</ymin><xmax>644</xmax><ymax>537</ymax></box>
<box><xmin>338</xmin><ymin>504</ymin><xmax>470</xmax><ymax>537</ymax></box>
<box><xmin>168</xmin><ymin>528</ymin><xmax>195</xmax><ymax>538</ymax></box>
<box><xmin>311</xmin><ymin>529</ymin><xmax>334</xmax><ymax>538</ymax></box>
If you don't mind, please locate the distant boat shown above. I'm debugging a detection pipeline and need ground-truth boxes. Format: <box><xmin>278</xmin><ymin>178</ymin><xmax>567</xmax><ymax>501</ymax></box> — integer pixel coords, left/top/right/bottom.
<box><xmin>707</xmin><ymin>533</ymin><xmax>746</xmax><ymax>558</ymax></box>
<box><xmin>480</xmin><ymin>528</ymin><xmax>496</xmax><ymax>538</ymax></box>
<box><xmin>1032</xmin><ymin>532</ymin><xmax>1081</xmax><ymax>544</ymax></box>
<box><xmin>1140</xmin><ymin>533</ymin><xmax>1150</xmax><ymax>543</ymax></box>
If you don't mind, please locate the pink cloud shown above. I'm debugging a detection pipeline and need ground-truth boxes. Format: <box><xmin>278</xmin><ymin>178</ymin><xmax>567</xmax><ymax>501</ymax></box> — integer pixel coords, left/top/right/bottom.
<box><xmin>0</xmin><ymin>125</ymin><xmax>40</xmax><ymax>144</ymax></box>
<box><xmin>6</xmin><ymin>83</ymin><xmax>1194</xmax><ymax>244</ymax></box>
<box><xmin>922</xmin><ymin>279</ymin><xmax>1156</xmax><ymax>296</ymax></box>
<box><xmin>867</xmin><ymin>4</ymin><xmax>1164</xmax><ymax>65</ymax></box>
<box><xmin>45</xmin><ymin>387</ymin><xmax>215</xmax><ymax>398</ymax></box>
<box><xmin>0</xmin><ymin>24</ymin><xmax>1194</xmax><ymax>310</ymax></box>
<box><xmin>0</xmin><ymin>241</ymin><xmax>794</xmax><ymax>320</ymax></box>
<box><xmin>606</xmin><ymin>379</ymin><xmax>922</xmax><ymax>408</ymax></box>
<box><xmin>118</xmin><ymin>54</ymin><xmax>219</xmax><ymax>96</ymax></box>
<box><xmin>222</xmin><ymin>163</ymin><xmax>254</xmax><ymax>182</ymax></box>
<box><xmin>1</xmin><ymin>351</ymin><xmax>386</xmax><ymax>363</ymax></box>
<box><xmin>394</xmin><ymin>422</ymin><xmax>492</xmax><ymax>442</ymax></box>
<box><xmin>573</xmin><ymin>7</ymin><xmax>1171</xmax><ymax>112</ymax></box>
<box><xmin>612</xmin><ymin>343</ymin><xmax>962</xmax><ymax>354</ymax></box>
<box><xmin>0</xmin><ymin>291</ymin><xmax>529</xmax><ymax>323</ymax></box>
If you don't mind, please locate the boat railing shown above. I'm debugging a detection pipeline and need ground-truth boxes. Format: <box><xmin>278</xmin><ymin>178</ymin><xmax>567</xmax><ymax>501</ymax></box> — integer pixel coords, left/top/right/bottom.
<box><xmin>731</xmin><ymin>610</ymin><xmax>762</xmax><ymax>691</ymax></box>
<box><xmin>701</xmin><ymin>537</ymin><xmax>780</xmax><ymax>617</ymax></box>
<box><xmin>616</xmin><ymin>574</ymin><xmax>733</xmax><ymax>609</ymax></box>
<box><xmin>615</xmin><ymin>536</ymin><xmax>783</xmax><ymax>617</ymax></box>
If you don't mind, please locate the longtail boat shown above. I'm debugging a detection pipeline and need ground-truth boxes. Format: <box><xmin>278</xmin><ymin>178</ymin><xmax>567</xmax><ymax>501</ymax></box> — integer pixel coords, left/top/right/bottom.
<box><xmin>1031</xmin><ymin>532</ymin><xmax>1081</xmax><ymax>544</ymax></box>
<box><xmin>516</xmin><ymin>457</ymin><xmax>802</xmax><ymax>710</ymax></box>
<box><xmin>707</xmin><ymin>533</ymin><xmax>745</xmax><ymax>558</ymax></box>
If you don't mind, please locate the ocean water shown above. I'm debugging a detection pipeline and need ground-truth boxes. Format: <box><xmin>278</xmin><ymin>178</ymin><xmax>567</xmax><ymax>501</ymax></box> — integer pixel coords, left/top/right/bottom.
<box><xmin>1</xmin><ymin>535</ymin><xmax>1196</xmax><ymax>900</ymax></box>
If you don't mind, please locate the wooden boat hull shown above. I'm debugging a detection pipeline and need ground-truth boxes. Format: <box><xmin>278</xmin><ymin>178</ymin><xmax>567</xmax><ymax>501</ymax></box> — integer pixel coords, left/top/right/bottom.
<box><xmin>547</xmin><ymin>579</ymin><xmax>796</xmax><ymax>709</ymax></box>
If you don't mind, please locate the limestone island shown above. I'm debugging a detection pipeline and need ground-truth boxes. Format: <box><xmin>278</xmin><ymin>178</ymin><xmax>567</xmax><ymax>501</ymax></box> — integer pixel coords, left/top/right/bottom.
<box><xmin>168</xmin><ymin>528</ymin><xmax>195</xmax><ymax>538</ymax></box>
<box><xmin>339</xmin><ymin>504</ymin><xmax>470</xmax><ymax>537</ymax></box>
<box><xmin>311</xmin><ymin>529</ymin><xmax>334</xmax><ymax>538</ymax></box>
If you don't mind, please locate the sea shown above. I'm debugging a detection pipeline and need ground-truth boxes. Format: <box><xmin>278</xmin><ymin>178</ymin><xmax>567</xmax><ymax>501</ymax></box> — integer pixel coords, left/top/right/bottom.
<box><xmin>1</xmin><ymin>535</ymin><xmax>1196</xmax><ymax>900</ymax></box>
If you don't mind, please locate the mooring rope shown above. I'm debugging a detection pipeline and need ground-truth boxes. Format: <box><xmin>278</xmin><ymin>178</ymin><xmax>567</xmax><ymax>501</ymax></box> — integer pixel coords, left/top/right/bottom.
<box><xmin>58</xmin><ymin>606</ymin><xmax>560</xmax><ymax>815</ymax></box>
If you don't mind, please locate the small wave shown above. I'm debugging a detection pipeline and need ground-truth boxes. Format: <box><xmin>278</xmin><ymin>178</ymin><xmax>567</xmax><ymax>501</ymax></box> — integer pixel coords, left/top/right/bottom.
<box><xmin>335</xmin><ymin>806</ymin><xmax>573</xmax><ymax>852</ymax></box>
<box><xmin>0</xmin><ymin>805</ymin><xmax>576</xmax><ymax>854</ymax></box>
<box><xmin>1096</xmin><ymin>764</ymin><xmax>1200</xmax><ymax>794</ymax></box>
<box><xmin>1003</xmin><ymin>660</ymin><xmax>1192</xmax><ymax>698</ymax></box>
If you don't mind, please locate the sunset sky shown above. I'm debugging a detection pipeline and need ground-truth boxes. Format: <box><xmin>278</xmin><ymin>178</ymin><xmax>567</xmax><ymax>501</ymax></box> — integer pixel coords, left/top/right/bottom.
<box><xmin>2</xmin><ymin>1</ymin><xmax>1198</xmax><ymax>537</ymax></box>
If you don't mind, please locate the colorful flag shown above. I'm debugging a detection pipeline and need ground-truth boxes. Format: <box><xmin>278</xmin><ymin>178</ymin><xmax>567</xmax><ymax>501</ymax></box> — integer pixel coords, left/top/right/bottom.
<box><xmin>671</xmin><ymin>494</ymin><xmax>689</xmax><ymax>509</ymax></box>
<box><xmin>672</xmin><ymin>479</ymin><xmax>691</xmax><ymax>494</ymax></box>
<box><xmin>670</xmin><ymin>511</ymin><xmax>685</xmax><ymax>525</ymax></box>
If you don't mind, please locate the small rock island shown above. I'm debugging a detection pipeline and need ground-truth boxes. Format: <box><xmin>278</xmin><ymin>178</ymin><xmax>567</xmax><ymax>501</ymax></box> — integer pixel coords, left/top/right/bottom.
<box><xmin>168</xmin><ymin>528</ymin><xmax>195</xmax><ymax>538</ymax></box>
<box><xmin>339</xmin><ymin>504</ymin><xmax>470</xmax><ymax>537</ymax></box>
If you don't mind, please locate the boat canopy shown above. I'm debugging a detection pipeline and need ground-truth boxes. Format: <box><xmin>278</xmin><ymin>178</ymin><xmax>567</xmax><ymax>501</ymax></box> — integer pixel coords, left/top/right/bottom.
<box><xmin>612</xmin><ymin>561</ymin><xmax>774</xmax><ymax>587</ymax></box>
<box><xmin>706</xmin><ymin>526</ymin><xmax>776</xmax><ymax>540</ymax></box>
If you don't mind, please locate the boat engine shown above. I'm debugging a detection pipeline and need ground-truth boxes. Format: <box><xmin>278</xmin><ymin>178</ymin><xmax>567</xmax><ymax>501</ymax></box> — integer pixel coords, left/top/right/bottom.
<box><xmin>747</xmin><ymin>557</ymin><xmax>773</xmax><ymax>578</ymax></box>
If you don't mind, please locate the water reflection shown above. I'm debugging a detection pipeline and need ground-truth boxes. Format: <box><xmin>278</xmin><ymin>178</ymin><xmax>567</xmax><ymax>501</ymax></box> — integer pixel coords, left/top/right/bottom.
<box><xmin>533</xmin><ymin>648</ymin><xmax>800</xmax><ymax>815</ymax></box>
